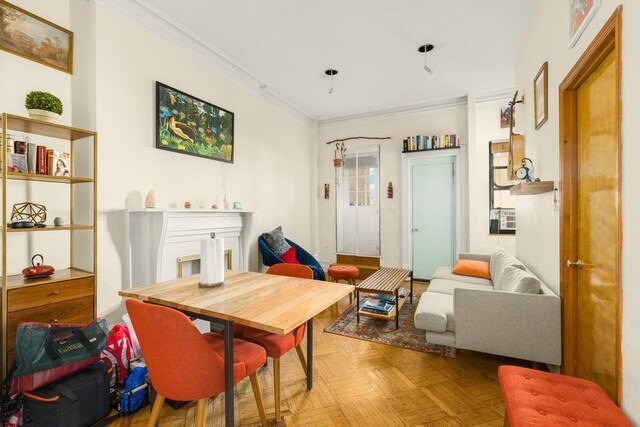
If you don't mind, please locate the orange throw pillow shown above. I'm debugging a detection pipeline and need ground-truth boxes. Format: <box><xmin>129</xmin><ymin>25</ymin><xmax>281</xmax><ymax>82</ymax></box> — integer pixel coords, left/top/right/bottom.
<box><xmin>452</xmin><ymin>259</ymin><xmax>491</xmax><ymax>280</ymax></box>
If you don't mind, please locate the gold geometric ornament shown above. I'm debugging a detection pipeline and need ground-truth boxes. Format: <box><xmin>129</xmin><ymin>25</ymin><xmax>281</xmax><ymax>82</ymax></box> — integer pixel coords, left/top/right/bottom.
<box><xmin>11</xmin><ymin>202</ymin><xmax>47</xmax><ymax>225</ymax></box>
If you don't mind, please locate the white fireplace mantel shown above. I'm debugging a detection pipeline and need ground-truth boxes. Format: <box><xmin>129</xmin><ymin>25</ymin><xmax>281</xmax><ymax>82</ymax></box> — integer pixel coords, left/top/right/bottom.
<box><xmin>127</xmin><ymin>209</ymin><xmax>254</xmax><ymax>288</ymax></box>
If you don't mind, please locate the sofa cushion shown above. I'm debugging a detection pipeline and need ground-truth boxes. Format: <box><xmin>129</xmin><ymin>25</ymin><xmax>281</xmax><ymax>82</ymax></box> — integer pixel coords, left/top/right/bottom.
<box><xmin>414</xmin><ymin>292</ymin><xmax>454</xmax><ymax>333</ymax></box>
<box><xmin>431</xmin><ymin>267</ymin><xmax>494</xmax><ymax>287</ymax></box>
<box><xmin>490</xmin><ymin>249</ymin><xmax>525</xmax><ymax>290</ymax></box>
<box><xmin>502</xmin><ymin>266</ymin><xmax>542</xmax><ymax>294</ymax></box>
<box><xmin>452</xmin><ymin>259</ymin><xmax>491</xmax><ymax>280</ymax></box>
<box><xmin>262</xmin><ymin>226</ymin><xmax>291</xmax><ymax>256</ymax></box>
<box><xmin>427</xmin><ymin>278</ymin><xmax>494</xmax><ymax>295</ymax></box>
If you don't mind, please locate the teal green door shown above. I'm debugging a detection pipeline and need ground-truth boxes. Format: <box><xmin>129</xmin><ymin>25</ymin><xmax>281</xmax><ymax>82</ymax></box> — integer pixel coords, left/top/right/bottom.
<box><xmin>411</xmin><ymin>157</ymin><xmax>456</xmax><ymax>280</ymax></box>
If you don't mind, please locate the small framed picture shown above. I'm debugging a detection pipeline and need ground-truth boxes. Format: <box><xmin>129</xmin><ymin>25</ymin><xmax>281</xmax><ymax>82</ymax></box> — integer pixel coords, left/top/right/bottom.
<box><xmin>569</xmin><ymin>0</ymin><xmax>601</xmax><ymax>48</ymax></box>
<box><xmin>500</xmin><ymin>107</ymin><xmax>514</xmax><ymax>129</ymax></box>
<box><xmin>534</xmin><ymin>62</ymin><xmax>548</xmax><ymax>130</ymax></box>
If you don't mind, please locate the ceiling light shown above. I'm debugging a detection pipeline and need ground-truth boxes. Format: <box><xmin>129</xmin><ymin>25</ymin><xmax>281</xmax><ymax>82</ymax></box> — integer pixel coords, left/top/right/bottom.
<box><xmin>325</xmin><ymin>69</ymin><xmax>338</xmax><ymax>94</ymax></box>
<box><xmin>418</xmin><ymin>44</ymin><xmax>434</xmax><ymax>74</ymax></box>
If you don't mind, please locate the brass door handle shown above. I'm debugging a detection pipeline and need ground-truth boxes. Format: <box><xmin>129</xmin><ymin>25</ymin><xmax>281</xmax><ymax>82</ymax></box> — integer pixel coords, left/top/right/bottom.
<box><xmin>566</xmin><ymin>259</ymin><xmax>595</xmax><ymax>269</ymax></box>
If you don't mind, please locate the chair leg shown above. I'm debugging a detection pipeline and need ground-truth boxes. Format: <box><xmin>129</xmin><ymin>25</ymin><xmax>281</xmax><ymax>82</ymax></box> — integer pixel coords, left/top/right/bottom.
<box><xmin>250</xmin><ymin>372</ymin><xmax>267</xmax><ymax>427</ymax></box>
<box><xmin>195</xmin><ymin>398</ymin><xmax>208</xmax><ymax>427</ymax></box>
<box><xmin>274</xmin><ymin>357</ymin><xmax>282</xmax><ymax>422</ymax></box>
<box><xmin>147</xmin><ymin>393</ymin><xmax>165</xmax><ymax>427</ymax></box>
<box><xmin>295</xmin><ymin>344</ymin><xmax>307</xmax><ymax>377</ymax></box>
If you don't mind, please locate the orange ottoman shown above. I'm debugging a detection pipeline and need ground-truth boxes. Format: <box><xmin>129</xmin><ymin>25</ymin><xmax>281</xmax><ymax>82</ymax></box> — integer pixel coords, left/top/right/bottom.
<box><xmin>498</xmin><ymin>366</ymin><xmax>632</xmax><ymax>426</ymax></box>
<box><xmin>328</xmin><ymin>264</ymin><xmax>359</xmax><ymax>303</ymax></box>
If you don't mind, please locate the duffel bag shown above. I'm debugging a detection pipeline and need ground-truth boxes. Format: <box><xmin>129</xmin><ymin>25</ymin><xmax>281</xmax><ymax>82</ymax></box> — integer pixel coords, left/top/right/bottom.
<box><xmin>10</xmin><ymin>319</ymin><xmax>108</xmax><ymax>395</ymax></box>
<box><xmin>22</xmin><ymin>361</ymin><xmax>111</xmax><ymax>427</ymax></box>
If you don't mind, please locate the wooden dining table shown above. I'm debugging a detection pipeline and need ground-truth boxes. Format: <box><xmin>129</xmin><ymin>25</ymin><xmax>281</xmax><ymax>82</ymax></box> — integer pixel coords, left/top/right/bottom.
<box><xmin>119</xmin><ymin>269</ymin><xmax>353</xmax><ymax>425</ymax></box>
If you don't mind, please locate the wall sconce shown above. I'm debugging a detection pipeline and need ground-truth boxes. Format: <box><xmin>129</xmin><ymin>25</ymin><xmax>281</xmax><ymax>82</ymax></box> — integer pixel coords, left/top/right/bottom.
<box><xmin>387</xmin><ymin>182</ymin><xmax>393</xmax><ymax>198</ymax></box>
<box><xmin>324</xmin><ymin>183</ymin><xmax>330</xmax><ymax>199</ymax></box>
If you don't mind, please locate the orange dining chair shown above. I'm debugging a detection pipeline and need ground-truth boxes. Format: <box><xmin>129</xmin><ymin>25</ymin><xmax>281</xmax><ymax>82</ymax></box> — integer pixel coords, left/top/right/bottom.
<box><xmin>125</xmin><ymin>299</ymin><xmax>268</xmax><ymax>427</ymax></box>
<box><xmin>234</xmin><ymin>263</ymin><xmax>313</xmax><ymax>422</ymax></box>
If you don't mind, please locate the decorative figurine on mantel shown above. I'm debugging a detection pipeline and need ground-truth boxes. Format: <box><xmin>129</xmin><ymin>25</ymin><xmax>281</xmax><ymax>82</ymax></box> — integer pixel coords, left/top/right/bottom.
<box><xmin>184</xmin><ymin>201</ymin><xmax>191</xmax><ymax>209</ymax></box>
<box><xmin>144</xmin><ymin>190</ymin><xmax>156</xmax><ymax>208</ymax></box>
<box><xmin>211</xmin><ymin>203</ymin><xmax>218</xmax><ymax>209</ymax></box>
<box><xmin>223</xmin><ymin>194</ymin><xmax>230</xmax><ymax>210</ymax></box>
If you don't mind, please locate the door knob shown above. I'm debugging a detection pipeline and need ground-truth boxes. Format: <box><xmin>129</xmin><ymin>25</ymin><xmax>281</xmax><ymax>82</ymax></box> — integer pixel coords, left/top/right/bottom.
<box><xmin>566</xmin><ymin>259</ymin><xmax>595</xmax><ymax>269</ymax></box>
<box><xmin>411</xmin><ymin>228</ymin><xmax>419</xmax><ymax>232</ymax></box>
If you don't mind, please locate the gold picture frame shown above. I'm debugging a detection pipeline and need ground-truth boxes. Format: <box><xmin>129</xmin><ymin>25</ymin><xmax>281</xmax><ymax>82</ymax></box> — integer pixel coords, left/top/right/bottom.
<box><xmin>0</xmin><ymin>1</ymin><xmax>74</xmax><ymax>74</ymax></box>
<box><xmin>534</xmin><ymin>62</ymin><xmax>548</xmax><ymax>130</ymax></box>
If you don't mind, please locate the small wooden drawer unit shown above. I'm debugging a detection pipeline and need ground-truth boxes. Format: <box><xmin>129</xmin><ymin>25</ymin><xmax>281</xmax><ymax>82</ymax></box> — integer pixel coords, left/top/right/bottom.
<box><xmin>4</xmin><ymin>273</ymin><xmax>96</xmax><ymax>361</ymax></box>
<box><xmin>8</xmin><ymin>277</ymin><xmax>94</xmax><ymax>312</ymax></box>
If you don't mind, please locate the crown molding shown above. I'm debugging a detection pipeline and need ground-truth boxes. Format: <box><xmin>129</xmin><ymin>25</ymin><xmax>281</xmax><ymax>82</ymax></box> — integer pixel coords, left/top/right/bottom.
<box><xmin>475</xmin><ymin>87</ymin><xmax>515</xmax><ymax>103</ymax></box>
<box><xmin>98</xmin><ymin>0</ymin><xmax>314</xmax><ymax>124</ymax></box>
<box><xmin>317</xmin><ymin>95</ymin><xmax>469</xmax><ymax>127</ymax></box>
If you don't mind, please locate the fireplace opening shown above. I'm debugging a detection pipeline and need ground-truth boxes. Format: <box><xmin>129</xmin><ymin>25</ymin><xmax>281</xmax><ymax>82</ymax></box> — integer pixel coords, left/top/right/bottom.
<box><xmin>177</xmin><ymin>250</ymin><xmax>232</xmax><ymax>278</ymax></box>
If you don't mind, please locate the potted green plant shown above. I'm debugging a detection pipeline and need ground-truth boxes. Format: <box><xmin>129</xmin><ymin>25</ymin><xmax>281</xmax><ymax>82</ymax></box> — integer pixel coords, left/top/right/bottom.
<box><xmin>25</xmin><ymin>91</ymin><xmax>63</xmax><ymax>123</ymax></box>
<box><xmin>334</xmin><ymin>141</ymin><xmax>347</xmax><ymax>167</ymax></box>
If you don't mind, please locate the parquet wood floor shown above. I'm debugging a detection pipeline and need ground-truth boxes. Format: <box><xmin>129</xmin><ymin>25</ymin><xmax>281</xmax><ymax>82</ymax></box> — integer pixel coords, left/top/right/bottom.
<box><xmin>115</xmin><ymin>282</ymin><xmax>521</xmax><ymax>426</ymax></box>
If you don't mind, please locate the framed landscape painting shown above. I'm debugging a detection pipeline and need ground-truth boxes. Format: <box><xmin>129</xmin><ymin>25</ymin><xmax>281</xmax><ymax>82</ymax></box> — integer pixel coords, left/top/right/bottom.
<box><xmin>156</xmin><ymin>82</ymin><xmax>234</xmax><ymax>163</ymax></box>
<box><xmin>0</xmin><ymin>1</ymin><xmax>73</xmax><ymax>73</ymax></box>
<box><xmin>569</xmin><ymin>0</ymin><xmax>600</xmax><ymax>48</ymax></box>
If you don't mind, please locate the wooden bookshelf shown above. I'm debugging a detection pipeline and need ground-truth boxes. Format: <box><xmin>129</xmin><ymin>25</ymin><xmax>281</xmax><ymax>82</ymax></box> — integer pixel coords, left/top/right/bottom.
<box><xmin>5</xmin><ymin>225</ymin><xmax>95</xmax><ymax>233</ymax></box>
<box><xmin>7</xmin><ymin>172</ymin><xmax>94</xmax><ymax>184</ymax></box>
<box><xmin>402</xmin><ymin>146</ymin><xmax>460</xmax><ymax>154</ymax></box>
<box><xmin>0</xmin><ymin>113</ymin><xmax>98</xmax><ymax>378</ymax></box>
<box><xmin>510</xmin><ymin>181</ymin><xmax>554</xmax><ymax>195</ymax></box>
<box><xmin>6</xmin><ymin>268</ymin><xmax>94</xmax><ymax>290</ymax></box>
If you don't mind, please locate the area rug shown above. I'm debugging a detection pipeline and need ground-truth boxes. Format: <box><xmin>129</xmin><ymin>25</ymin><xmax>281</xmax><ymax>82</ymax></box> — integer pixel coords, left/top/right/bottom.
<box><xmin>324</xmin><ymin>297</ymin><xmax>457</xmax><ymax>357</ymax></box>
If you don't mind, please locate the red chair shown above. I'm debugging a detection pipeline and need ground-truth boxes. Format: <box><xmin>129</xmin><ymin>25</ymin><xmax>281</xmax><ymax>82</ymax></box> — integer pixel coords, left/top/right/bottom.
<box><xmin>125</xmin><ymin>299</ymin><xmax>268</xmax><ymax>427</ymax></box>
<box><xmin>234</xmin><ymin>264</ymin><xmax>313</xmax><ymax>422</ymax></box>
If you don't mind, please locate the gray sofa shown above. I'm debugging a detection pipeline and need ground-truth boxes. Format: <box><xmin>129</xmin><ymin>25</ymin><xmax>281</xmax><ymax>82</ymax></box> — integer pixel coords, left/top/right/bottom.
<box><xmin>414</xmin><ymin>249</ymin><xmax>561</xmax><ymax>366</ymax></box>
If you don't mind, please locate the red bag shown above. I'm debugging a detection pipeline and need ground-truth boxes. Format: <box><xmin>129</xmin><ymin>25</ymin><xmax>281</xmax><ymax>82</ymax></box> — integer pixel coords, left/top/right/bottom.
<box><xmin>100</xmin><ymin>325</ymin><xmax>133</xmax><ymax>385</ymax></box>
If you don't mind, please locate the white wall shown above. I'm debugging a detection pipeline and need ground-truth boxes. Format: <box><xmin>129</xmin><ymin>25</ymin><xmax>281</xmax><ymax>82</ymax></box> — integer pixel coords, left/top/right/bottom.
<box><xmin>0</xmin><ymin>2</ymin><xmax>314</xmax><ymax>321</ymax></box>
<box><xmin>468</xmin><ymin>98</ymin><xmax>516</xmax><ymax>255</ymax></box>
<box><xmin>316</xmin><ymin>106</ymin><xmax>468</xmax><ymax>268</ymax></box>
<box><xmin>514</xmin><ymin>1</ymin><xmax>640</xmax><ymax>421</ymax></box>
<box><xmin>93</xmin><ymin>4</ymin><xmax>313</xmax><ymax>316</ymax></box>
<box><xmin>0</xmin><ymin>0</ymin><xmax>74</xmax><ymax>274</ymax></box>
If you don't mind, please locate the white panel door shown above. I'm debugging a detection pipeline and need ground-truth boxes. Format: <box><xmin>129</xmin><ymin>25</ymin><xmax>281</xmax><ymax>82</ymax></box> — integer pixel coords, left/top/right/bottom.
<box><xmin>412</xmin><ymin>157</ymin><xmax>455</xmax><ymax>280</ymax></box>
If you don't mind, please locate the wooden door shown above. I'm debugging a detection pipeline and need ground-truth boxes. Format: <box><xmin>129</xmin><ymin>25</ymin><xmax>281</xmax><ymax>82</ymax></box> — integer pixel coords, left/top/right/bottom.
<box><xmin>560</xmin><ymin>8</ymin><xmax>622</xmax><ymax>403</ymax></box>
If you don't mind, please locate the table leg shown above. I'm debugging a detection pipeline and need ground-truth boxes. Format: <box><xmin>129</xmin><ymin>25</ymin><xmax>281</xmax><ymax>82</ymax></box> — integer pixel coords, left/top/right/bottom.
<box><xmin>306</xmin><ymin>318</ymin><xmax>313</xmax><ymax>390</ymax></box>
<box><xmin>410</xmin><ymin>271</ymin><xmax>414</xmax><ymax>304</ymax></box>
<box><xmin>356</xmin><ymin>289</ymin><xmax>360</xmax><ymax>324</ymax></box>
<box><xmin>223</xmin><ymin>319</ymin><xmax>234</xmax><ymax>426</ymax></box>
<box><xmin>395</xmin><ymin>288</ymin><xmax>400</xmax><ymax>330</ymax></box>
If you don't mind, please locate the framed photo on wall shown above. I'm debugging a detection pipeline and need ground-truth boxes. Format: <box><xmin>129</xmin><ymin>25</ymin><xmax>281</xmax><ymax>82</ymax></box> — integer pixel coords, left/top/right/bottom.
<box><xmin>0</xmin><ymin>0</ymin><xmax>73</xmax><ymax>73</ymax></box>
<box><xmin>534</xmin><ymin>62</ymin><xmax>548</xmax><ymax>130</ymax></box>
<box><xmin>569</xmin><ymin>0</ymin><xmax>601</xmax><ymax>48</ymax></box>
<box><xmin>156</xmin><ymin>82</ymin><xmax>234</xmax><ymax>163</ymax></box>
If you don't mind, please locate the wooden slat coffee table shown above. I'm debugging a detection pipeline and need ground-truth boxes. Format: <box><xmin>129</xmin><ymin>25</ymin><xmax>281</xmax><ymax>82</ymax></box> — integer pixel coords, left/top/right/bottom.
<box><xmin>355</xmin><ymin>267</ymin><xmax>413</xmax><ymax>330</ymax></box>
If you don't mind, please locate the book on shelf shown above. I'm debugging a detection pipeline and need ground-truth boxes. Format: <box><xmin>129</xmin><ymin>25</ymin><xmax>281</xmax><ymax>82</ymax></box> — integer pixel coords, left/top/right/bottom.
<box><xmin>8</xmin><ymin>153</ymin><xmax>27</xmax><ymax>173</ymax></box>
<box><xmin>36</xmin><ymin>146</ymin><xmax>47</xmax><ymax>174</ymax></box>
<box><xmin>361</xmin><ymin>297</ymin><xmax>395</xmax><ymax>314</ymax></box>
<box><xmin>27</xmin><ymin>143</ymin><xmax>37</xmax><ymax>174</ymax></box>
<box><xmin>48</xmin><ymin>150</ymin><xmax>71</xmax><ymax>177</ymax></box>
<box><xmin>403</xmin><ymin>134</ymin><xmax>460</xmax><ymax>152</ymax></box>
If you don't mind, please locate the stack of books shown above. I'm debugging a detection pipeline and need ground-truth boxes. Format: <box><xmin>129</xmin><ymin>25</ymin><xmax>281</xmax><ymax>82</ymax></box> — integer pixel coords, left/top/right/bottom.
<box><xmin>403</xmin><ymin>134</ymin><xmax>460</xmax><ymax>152</ymax></box>
<box><xmin>361</xmin><ymin>296</ymin><xmax>396</xmax><ymax>315</ymax></box>
<box><xmin>4</xmin><ymin>134</ymin><xmax>70</xmax><ymax>176</ymax></box>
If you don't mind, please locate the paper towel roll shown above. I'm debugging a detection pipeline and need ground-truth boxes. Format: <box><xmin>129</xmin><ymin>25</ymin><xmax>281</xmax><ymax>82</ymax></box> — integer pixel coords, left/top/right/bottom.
<box><xmin>199</xmin><ymin>237</ymin><xmax>225</xmax><ymax>287</ymax></box>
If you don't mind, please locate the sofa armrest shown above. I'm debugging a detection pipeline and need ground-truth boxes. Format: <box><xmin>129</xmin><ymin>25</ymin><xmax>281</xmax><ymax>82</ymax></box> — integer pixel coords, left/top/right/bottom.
<box><xmin>458</xmin><ymin>252</ymin><xmax>491</xmax><ymax>263</ymax></box>
<box><xmin>453</xmin><ymin>288</ymin><xmax>561</xmax><ymax>365</ymax></box>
